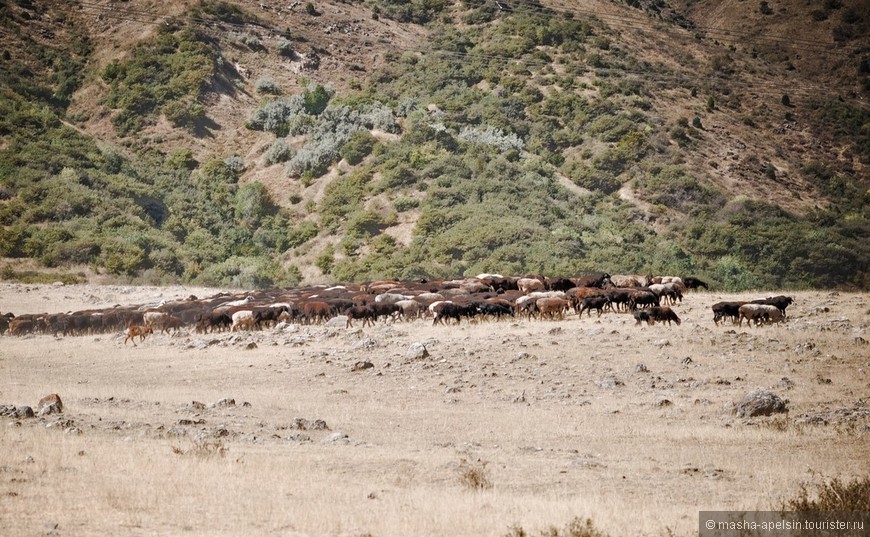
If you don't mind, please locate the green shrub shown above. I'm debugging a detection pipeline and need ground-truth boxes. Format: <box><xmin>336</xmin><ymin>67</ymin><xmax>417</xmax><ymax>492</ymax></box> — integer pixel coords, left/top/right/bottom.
<box><xmin>339</xmin><ymin>130</ymin><xmax>376</xmax><ymax>165</ymax></box>
<box><xmin>393</xmin><ymin>197</ymin><xmax>420</xmax><ymax>212</ymax></box>
<box><xmin>101</xmin><ymin>238</ymin><xmax>147</xmax><ymax>275</ymax></box>
<box><xmin>103</xmin><ymin>28</ymin><xmax>217</xmax><ymax>136</ymax></box>
<box><xmin>315</xmin><ymin>244</ymin><xmax>334</xmax><ymax>275</ymax></box>
<box><xmin>255</xmin><ymin>76</ymin><xmax>281</xmax><ymax>95</ymax></box>
<box><xmin>262</xmin><ymin>139</ymin><xmax>293</xmax><ymax>165</ymax></box>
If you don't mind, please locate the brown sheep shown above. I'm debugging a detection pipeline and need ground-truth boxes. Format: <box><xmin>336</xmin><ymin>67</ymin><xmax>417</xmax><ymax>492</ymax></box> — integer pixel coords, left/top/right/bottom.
<box><xmin>124</xmin><ymin>325</ymin><xmax>154</xmax><ymax>345</ymax></box>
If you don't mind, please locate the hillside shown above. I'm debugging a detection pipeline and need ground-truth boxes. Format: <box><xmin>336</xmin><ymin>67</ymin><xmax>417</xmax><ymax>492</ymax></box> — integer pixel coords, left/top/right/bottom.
<box><xmin>0</xmin><ymin>0</ymin><xmax>868</xmax><ymax>289</ymax></box>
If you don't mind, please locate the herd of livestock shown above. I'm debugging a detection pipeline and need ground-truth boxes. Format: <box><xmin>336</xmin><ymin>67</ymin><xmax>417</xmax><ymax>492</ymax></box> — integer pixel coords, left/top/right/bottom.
<box><xmin>0</xmin><ymin>273</ymin><xmax>795</xmax><ymax>339</ymax></box>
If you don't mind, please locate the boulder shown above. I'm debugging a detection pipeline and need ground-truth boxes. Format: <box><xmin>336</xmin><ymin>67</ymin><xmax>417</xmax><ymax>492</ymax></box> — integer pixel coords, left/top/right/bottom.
<box><xmin>733</xmin><ymin>390</ymin><xmax>788</xmax><ymax>418</ymax></box>
<box><xmin>37</xmin><ymin>394</ymin><xmax>63</xmax><ymax>416</ymax></box>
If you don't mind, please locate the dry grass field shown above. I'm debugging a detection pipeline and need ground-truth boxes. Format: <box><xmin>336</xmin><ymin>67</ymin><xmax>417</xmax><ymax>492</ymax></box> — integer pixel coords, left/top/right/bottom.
<box><xmin>1</xmin><ymin>284</ymin><xmax>868</xmax><ymax>536</ymax></box>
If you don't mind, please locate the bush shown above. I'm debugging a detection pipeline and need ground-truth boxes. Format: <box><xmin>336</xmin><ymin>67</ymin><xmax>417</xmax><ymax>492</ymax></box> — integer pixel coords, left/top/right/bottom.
<box><xmin>255</xmin><ymin>76</ymin><xmax>281</xmax><ymax>95</ymax></box>
<box><xmin>315</xmin><ymin>244</ymin><xmax>334</xmax><ymax>275</ymax></box>
<box><xmin>782</xmin><ymin>475</ymin><xmax>870</xmax><ymax>512</ymax></box>
<box><xmin>393</xmin><ymin>197</ymin><xmax>420</xmax><ymax>212</ymax></box>
<box><xmin>262</xmin><ymin>139</ymin><xmax>293</xmax><ymax>165</ymax></box>
<box><xmin>103</xmin><ymin>28</ymin><xmax>217</xmax><ymax>136</ymax></box>
<box><xmin>505</xmin><ymin>517</ymin><xmax>609</xmax><ymax>537</ymax></box>
<box><xmin>339</xmin><ymin>130</ymin><xmax>376</xmax><ymax>165</ymax></box>
<box><xmin>276</xmin><ymin>38</ymin><xmax>294</xmax><ymax>57</ymax></box>
<box><xmin>101</xmin><ymin>238</ymin><xmax>147</xmax><ymax>275</ymax></box>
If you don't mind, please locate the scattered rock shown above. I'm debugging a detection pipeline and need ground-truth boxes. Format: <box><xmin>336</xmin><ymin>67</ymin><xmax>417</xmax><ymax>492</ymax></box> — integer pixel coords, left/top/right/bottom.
<box><xmin>778</xmin><ymin>377</ymin><xmax>795</xmax><ymax>389</ymax></box>
<box><xmin>634</xmin><ymin>363</ymin><xmax>649</xmax><ymax>373</ymax></box>
<box><xmin>211</xmin><ymin>398</ymin><xmax>236</xmax><ymax>408</ymax></box>
<box><xmin>353</xmin><ymin>337</ymin><xmax>378</xmax><ymax>349</ymax></box>
<box><xmin>325</xmin><ymin>315</ymin><xmax>348</xmax><ymax>328</ymax></box>
<box><xmin>597</xmin><ymin>375</ymin><xmax>624</xmax><ymax>389</ymax></box>
<box><xmin>406</xmin><ymin>342</ymin><xmax>429</xmax><ymax>360</ymax></box>
<box><xmin>15</xmin><ymin>406</ymin><xmax>34</xmax><ymax>419</ymax></box>
<box><xmin>656</xmin><ymin>398</ymin><xmax>673</xmax><ymax>407</ymax></box>
<box><xmin>816</xmin><ymin>376</ymin><xmax>832</xmax><ymax>385</ymax></box>
<box><xmin>188</xmin><ymin>401</ymin><xmax>206</xmax><ymax>411</ymax></box>
<box><xmin>186</xmin><ymin>338</ymin><xmax>216</xmax><ymax>350</ymax></box>
<box><xmin>245</xmin><ymin>342</ymin><xmax>258</xmax><ymax>350</ymax></box>
<box><xmin>292</xmin><ymin>418</ymin><xmax>329</xmax><ymax>431</ymax></box>
<box><xmin>323</xmin><ymin>431</ymin><xmax>349</xmax><ymax>444</ymax></box>
<box><xmin>177</xmin><ymin>418</ymin><xmax>206</xmax><ymax>426</ymax></box>
<box><xmin>733</xmin><ymin>390</ymin><xmax>788</xmax><ymax>418</ymax></box>
<box><xmin>351</xmin><ymin>360</ymin><xmax>374</xmax><ymax>372</ymax></box>
<box><xmin>37</xmin><ymin>394</ymin><xmax>63</xmax><ymax>416</ymax></box>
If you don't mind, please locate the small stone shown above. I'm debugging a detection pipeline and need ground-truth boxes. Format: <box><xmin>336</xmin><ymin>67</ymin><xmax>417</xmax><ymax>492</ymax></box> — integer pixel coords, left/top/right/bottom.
<box><xmin>323</xmin><ymin>431</ymin><xmax>349</xmax><ymax>444</ymax></box>
<box><xmin>406</xmin><ymin>342</ymin><xmax>429</xmax><ymax>359</ymax></box>
<box><xmin>15</xmin><ymin>406</ymin><xmax>34</xmax><ymax>419</ymax></box>
<box><xmin>634</xmin><ymin>363</ymin><xmax>649</xmax><ymax>373</ymax></box>
<box><xmin>351</xmin><ymin>361</ymin><xmax>374</xmax><ymax>372</ymax></box>
<box><xmin>245</xmin><ymin>342</ymin><xmax>258</xmax><ymax>350</ymax></box>
<box><xmin>212</xmin><ymin>398</ymin><xmax>236</xmax><ymax>408</ymax></box>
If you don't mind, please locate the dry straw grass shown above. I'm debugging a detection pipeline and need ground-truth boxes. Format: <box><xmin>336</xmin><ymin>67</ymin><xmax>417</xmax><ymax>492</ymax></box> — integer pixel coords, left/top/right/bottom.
<box><xmin>0</xmin><ymin>285</ymin><xmax>868</xmax><ymax>536</ymax></box>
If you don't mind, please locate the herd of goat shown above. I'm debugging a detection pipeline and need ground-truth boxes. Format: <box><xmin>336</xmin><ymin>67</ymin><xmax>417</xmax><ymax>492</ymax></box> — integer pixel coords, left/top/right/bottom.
<box><xmin>0</xmin><ymin>273</ymin><xmax>795</xmax><ymax>340</ymax></box>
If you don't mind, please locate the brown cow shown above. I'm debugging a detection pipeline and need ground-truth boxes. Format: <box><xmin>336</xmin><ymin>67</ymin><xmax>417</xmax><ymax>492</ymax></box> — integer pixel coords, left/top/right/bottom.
<box><xmin>124</xmin><ymin>325</ymin><xmax>153</xmax><ymax>345</ymax></box>
<box><xmin>536</xmin><ymin>298</ymin><xmax>570</xmax><ymax>320</ymax></box>
<box><xmin>302</xmin><ymin>301</ymin><xmax>332</xmax><ymax>324</ymax></box>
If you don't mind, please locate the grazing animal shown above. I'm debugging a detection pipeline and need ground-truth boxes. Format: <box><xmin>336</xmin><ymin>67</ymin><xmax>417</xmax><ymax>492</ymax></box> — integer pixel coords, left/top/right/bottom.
<box><xmin>578</xmin><ymin>295</ymin><xmax>611</xmax><ymax>317</ymax></box>
<box><xmin>517</xmin><ymin>277</ymin><xmax>545</xmax><ymax>294</ymax></box>
<box><xmin>711</xmin><ymin>301</ymin><xmax>747</xmax><ymax>325</ymax></box>
<box><xmin>536</xmin><ymin>297</ymin><xmax>570</xmax><ymax>320</ymax></box>
<box><xmin>231</xmin><ymin>310</ymin><xmax>256</xmax><ymax>331</ymax></box>
<box><xmin>124</xmin><ymin>325</ymin><xmax>153</xmax><ymax>345</ymax></box>
<box><xmin>647</xmin><ymin>306</ymin><xmax>681</xmax><ymax>326</ymax></box>
<box><xmin>572</xmin><ymin>273</ymin><xmax>613</xmax><ymax>289</ymax></box>
<box><xmin>751</xmin><ymin>295</ymin><xmax>794</xmax><ymax>316</ymax></box>
<box><xmin>682</xmin><ymin>277</ymin><xmax>709</xmax><ymax>291</ymax></box>
<box><xmin>302</xmin><ymin>301</ymin><xmax>332</xmax><ymax>324</ymax></box>
<box><xmin>346</xmin><ymin>306</ymin><xmax>376</xmax><ymax>328</ymax></box>
<box><xmin>628</xmin><ymin>290</ymin><xmax>660</xmax><ymax>310</ymax></box>
<box><xmin>738</xmin><ymin>304</ymin><xmax>771</xmax><ymax>327</ymax></box>
<box><xmin>633</xmin><ymin>310</ymin><xmax>653</xmax><ymax>326</ymax></box>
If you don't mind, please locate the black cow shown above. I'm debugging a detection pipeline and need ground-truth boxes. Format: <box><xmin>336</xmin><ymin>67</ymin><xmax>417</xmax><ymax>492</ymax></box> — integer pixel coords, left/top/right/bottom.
<box><xmin>346</xmin><ymin>306</ymin><xmax>376</xmax><ymax>328</ymax></box>
<box><xmin>572</xmin><ymin>273</ymin><xmax>612</xmax><ymax>289</ymax></box>
<box><xmin>711</xmin><ymin>301</ymin><xmax>747</xmax><ymax>325</ymax></box>
<box><xmin>633</xmin><ymin>310</ymin><xmax>653</xmax><ymax>326</ymax></box>
<box><xmin>578</xmin><ymin>295</ymin><xmax>611</xmax><ymax>317</ymax></box>
<box><xmin>751</xmin><ymin>295</ymin><xmax>794</xmax><ymax>316</ymax></box>
<box><xmin>648</xmin><ymin>306</ymin><xmax>681</xmax><ymax>326</ymax></box>
<box><xmin>682</xmin><ymin>277</ymin><xmax>709</xmax><ymax>291</ymax></box>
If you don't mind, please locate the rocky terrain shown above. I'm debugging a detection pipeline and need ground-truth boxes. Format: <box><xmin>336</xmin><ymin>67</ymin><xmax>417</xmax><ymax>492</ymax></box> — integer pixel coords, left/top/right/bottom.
<box><xmin>1</xmin><ymin>284</ymin><xmax>868</xmax><ymax>535</ymax></box>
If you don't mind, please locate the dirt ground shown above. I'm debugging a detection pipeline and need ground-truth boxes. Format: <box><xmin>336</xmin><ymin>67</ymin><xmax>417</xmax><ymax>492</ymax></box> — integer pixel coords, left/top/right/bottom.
<box><xmin>1</xmin><ymin>284</ymin><xmax>868</xmax><ymax>536</ymax></box>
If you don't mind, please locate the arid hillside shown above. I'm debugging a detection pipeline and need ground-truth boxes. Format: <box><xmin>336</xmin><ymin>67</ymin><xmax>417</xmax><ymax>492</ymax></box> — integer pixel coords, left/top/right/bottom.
<box><xmin>0</xmin><ymin>0</ymin><xmax>868</xmax><ymax>289</ymax></box>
